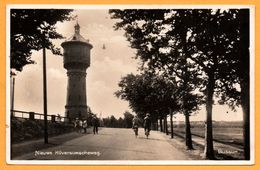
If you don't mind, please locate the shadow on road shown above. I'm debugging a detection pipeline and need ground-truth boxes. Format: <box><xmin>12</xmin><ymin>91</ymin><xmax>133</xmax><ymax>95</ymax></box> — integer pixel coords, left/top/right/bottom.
<box><xmin>137</xmin><ymin>136</ymin><xmax>165</xmax><ymax>142</ymax></box>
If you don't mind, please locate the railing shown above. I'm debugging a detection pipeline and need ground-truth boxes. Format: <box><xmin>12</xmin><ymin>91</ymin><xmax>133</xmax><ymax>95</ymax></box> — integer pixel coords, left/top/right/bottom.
<box><xmin>11</xmin><ymin>110</ymin><xmax>69</xmax><ymax>123</ymax></box>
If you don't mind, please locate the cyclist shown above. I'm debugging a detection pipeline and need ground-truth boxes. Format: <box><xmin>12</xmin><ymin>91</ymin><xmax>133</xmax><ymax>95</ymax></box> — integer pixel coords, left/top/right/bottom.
<box><xmin>132</xmin><ymin>115</ymin><xmax>140</xmax><ymax>138</ymax></box>
<box><xmin>143</xmin><ymin>113</ymin><xmax>151</xmax><ymax>138</ymax></box>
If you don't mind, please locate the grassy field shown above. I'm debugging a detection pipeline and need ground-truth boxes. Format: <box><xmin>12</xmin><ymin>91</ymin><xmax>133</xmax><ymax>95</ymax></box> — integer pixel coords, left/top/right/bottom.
<box><xmin>178</xmin><ymin>127</ymin><xmax>243</xmax><ymax>148</ymax></box>
<box><xmin>166</xmin><ymin>121</ymin><xmax>245</xmax><ymax>160</ymax></box>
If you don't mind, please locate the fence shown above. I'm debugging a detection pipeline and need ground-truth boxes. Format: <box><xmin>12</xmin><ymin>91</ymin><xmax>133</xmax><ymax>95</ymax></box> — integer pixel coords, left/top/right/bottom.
<box><xmin>11</xmin><ymin>110</ymin><xmax>68</xmax><ymax>123</ymax></box>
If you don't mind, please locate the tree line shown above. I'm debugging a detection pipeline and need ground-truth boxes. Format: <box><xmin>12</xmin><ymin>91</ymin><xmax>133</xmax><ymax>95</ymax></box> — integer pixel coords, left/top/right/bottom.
<box><xmin>110</xmin><ymin>9</ymin><xmax>250</xmax><ymax>160</ymax></box>
<box><xmin>102</xmin><ymin>111</ymin><xmax>135</xmax><ymax>128</ymax></box>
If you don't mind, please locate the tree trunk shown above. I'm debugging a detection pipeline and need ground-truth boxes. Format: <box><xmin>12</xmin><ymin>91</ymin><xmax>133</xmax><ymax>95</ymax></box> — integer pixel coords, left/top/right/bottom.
<box><xmin>154</xmin><ymin>116</ymin><xmax>158</xmax><ymax>130</ymax></box>
<box><xmin>185</xmin><ymin>111</ymin><xmax>193</xmax><ymax>150</ymax></box>
<box><xmin>239</xmin><ymin>9</ymin><xmax>250</xmax><ymax>160</ymax></box>
<box><xmin>163</xmin><ymin>116</ymin><xmax>166</xmax><ymax>133</ymax></box>
<box><xmin>203</xmin><ymin>73</ymin><xmax>215</xmax><ymax>159</ymax></box>
<box><xmin>160</xmin><ymin>117</ymin><xmax>163</xmax><ymax>132</ymax></box>
<box><xmin>241</xmin><ymin>81</ymin><xmax>250</xmax><ymax>160</ymax></box>
<box><xmin>156</xmin><ymin>118</ymin><xmax>159</xmax><ymax>131</ymax></box>
<box><xmin>165</xmin><ymin>115</ymin><xmax>169</xmax><ymax>135</ymax></box>
<box><xmin>170</xmin><ymin>108</ymin><xmax>174</xmax><ymax>138</ymax></box>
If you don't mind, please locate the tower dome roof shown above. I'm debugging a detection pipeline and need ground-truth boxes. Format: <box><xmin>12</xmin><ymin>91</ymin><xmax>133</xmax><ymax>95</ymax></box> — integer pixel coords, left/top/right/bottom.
<box><xmin>61</xmin><ymin>22</ymin><xmax>93</xmax><ymax>48</ymax></box>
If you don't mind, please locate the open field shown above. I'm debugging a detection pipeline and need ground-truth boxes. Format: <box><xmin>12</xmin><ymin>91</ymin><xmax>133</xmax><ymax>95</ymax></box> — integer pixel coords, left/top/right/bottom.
<box><xmin>175</xmin><ymin>127</ymin><xmax>243</xmax><ymax>148</ymax></box>
<box><xmin>168</xmin><ymin>121</ymin><xmax>244</xmax><ymax>159</ymax></box>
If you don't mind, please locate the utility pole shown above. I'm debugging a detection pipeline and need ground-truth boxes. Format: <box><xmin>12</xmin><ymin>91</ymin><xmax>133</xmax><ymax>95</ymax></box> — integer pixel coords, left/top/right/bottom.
<box><xmin>43</xmin><ymin>45</ymin><xmax>48</xmax><ymax>144</ymax></box>
<box><xmin>11</xmin><ymin>72</ymin><xmax>15</xmax><ymax>118</ymax></box>
<box><xmin>10</xmin><ymin>71</ymin><xmax>15</xmax><ymax>159</ymax></box>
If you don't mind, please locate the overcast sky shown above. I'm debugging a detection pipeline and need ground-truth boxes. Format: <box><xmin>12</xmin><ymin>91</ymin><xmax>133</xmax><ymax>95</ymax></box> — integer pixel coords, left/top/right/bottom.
<box><xmin>10</xmin><ymin>8</ymin><xmax>243</xmax><ymax>121</ymax></box>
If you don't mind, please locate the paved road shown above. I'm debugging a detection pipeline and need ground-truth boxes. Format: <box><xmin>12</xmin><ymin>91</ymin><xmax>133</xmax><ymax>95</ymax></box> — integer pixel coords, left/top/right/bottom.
<box><xmin>14</xmin><ymin>128</ymin><xmax>192</xmax><ymax>160</ymax></box>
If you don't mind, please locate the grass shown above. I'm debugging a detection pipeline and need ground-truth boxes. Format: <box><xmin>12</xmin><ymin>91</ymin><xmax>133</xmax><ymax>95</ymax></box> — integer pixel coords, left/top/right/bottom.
<box><xmin>162</xmin><ymin>121</ymin><xmax>245</xmax><ymax>159</ymax></box>
<box><xmin>179</xmin><ymin>127</ymin><xmax>243</xmax><ymax>148</ymax></box>
<box><xmin>170</xmin><ymin>125</ymin><xmax>244</xmax><ymax>160</ymax></box>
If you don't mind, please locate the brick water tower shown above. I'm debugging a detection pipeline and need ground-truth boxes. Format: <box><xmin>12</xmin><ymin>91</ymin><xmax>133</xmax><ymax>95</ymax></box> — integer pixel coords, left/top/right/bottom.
<box><xmin>61</xmin><ymin>23</ymin><xmax>93</xmax><ymax>120</ymax></box>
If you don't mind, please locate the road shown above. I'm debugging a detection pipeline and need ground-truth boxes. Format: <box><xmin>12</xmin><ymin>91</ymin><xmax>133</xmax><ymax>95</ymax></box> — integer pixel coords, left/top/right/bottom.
<box><xmin>13</xmin><ymin>128</ymin><xmax>192</xmax><ymax>160</ymax></box>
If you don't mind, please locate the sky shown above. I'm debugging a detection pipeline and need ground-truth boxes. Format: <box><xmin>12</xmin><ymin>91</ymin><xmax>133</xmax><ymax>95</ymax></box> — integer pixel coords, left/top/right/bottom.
<box><xmin>10</xmin><ymin>8</ymin><xmax>243</xmax><ymax>121</ymax></box>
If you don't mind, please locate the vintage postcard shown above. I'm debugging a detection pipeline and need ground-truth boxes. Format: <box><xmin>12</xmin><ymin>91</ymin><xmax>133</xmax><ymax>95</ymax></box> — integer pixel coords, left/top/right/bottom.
<box><xmin>5</xmin><ymin>4</ymin><xmax>255</xmax><ymax>165</ymax></box>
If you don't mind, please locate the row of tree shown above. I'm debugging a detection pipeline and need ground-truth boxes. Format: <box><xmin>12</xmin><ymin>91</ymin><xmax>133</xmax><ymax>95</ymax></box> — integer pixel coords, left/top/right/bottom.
<box><xmin>102</xmin><ymin>111</ymin><xmax>134</xmax><ymax>128</ymax></box>
<box><xmin>115</xmin><ymin>72</ymin><xmax>199</xmax><ymax>148</ymax></box>
<box><xmin>110</xmin><ymin>9</ymin><xmax>250</xmax><ymax>160</ymax></box>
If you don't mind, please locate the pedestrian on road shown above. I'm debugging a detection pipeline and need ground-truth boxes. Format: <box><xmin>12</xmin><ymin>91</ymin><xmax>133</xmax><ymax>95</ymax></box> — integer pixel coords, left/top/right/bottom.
<box><xmin>82</xmin><ymin>119</ymin><xmax>88</xmax><ymax>134</ymax></box>
<box><xmin>74</xmin><ymin>118</ymin><xmax>82</xmax><ymax>133</ymax></box>
<box><xmin>56</xmin><ymin>114</ymin><xmax>61</xmax><ymax>123</ymax></box>
<box><xmin>144</xmin><ymin>113</ymin><xmax>152</xmax><ymax>138</ymax></box>
<box><xmin>79</xmin><ymin>119</ymin><xmax>83</xmax><ymax>133</ymax></box>
<box><xmin>91</xmin><ymin>115</ymin><xmax>99</xmax><ymax>135</ymax></box>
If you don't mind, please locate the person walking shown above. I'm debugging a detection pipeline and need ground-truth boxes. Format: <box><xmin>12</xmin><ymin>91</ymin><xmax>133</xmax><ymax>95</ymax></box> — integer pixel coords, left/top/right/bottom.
<box><xmin>82</xmin><ymin>119</ymin><xmax>88</xmax><ymax>134</ymax></box>
<box><xmin>78</xmin><ymin>119</ymin><xmax>83</xmax><ymax>133</ymax></box>
<box><xmin>91</xmin><ymin>115</ymin><xmax>99</xmax><ymax>135</ymax></box>
<box><xmin>74</xmin><ymin>118</ymin><xmax>81</xmax><ymax>133</ymax></box>
<box><xmin>143</xmin><ymin>113</ymin><xmax>152</xmax><ymax>138</ymax></box>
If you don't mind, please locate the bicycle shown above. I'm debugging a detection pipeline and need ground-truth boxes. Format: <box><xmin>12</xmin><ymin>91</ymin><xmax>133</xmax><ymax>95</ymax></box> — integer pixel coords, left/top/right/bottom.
<box><xmin>133</xmin><ymin>125</ymin><xmax>138</xmax><ymax>138</ymax></box>
<box><xmin>145</xmin><ymin>129</ymin><xmax>150</xmax><ymax>139</ymax></box>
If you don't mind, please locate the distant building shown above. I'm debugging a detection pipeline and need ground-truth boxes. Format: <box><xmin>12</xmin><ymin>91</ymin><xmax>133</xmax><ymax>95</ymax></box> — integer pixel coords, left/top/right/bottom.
<box><xmin>61</xmin><ymin>23</ymin><xmax>93</xmax><ymax>120</ymax></box>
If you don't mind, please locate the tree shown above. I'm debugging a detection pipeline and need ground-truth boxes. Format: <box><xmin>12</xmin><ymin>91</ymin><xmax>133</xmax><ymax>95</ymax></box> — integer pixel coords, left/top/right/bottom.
<box><xmin>117</xmin><ymin>117</ymin><xmax>125</xmax><ymax>128</ymax></box>
<box><xmin>115</xmin><ymin>72</ymin><xmax>180</xmax><ymax>133</ymax></box>
<box><xmin>186</xmin><ymin>9</ymin><xmax>249</xmax><ymax>159</ymax></box>
<box><xmin>87</xmin><ymin>106</ymin><xmax>95</xmax><ymax>125</ymax></box>
<box><xmin>10</xmin><ymin>9</ymin><xmax>73</xmax><ymax>72</ymax></box>
<box><xmin>110</xmin><ymin>115</ymin><xmax>118</xmax><ymax>128</ymax></box>
<box><xmin>102</xmin><ymin>117</ymin><xmax>111</xmax><ymax>127</ymax></box>
<box><xmin>123</xmin><ymin>111</ymin><xmax>134</xmax><ymax>128</ymax></box>
<box><xmin>214</xmin><ymin>9</ymin><xmax>250</xmax><ymax>160</ymax></box>
<box><xmin>11</xmin><ymin>9</ymin><xmax>73</xmax><ymax>144</ymax></box>
<box><xmin>237</xmin><ymin>10</ymin><xmax>250</xmax><ymax>160</ymax></box>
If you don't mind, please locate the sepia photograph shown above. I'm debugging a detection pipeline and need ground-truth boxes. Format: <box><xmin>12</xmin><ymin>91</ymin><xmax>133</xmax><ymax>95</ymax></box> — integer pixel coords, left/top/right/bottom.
<box><xmin>6</xmin><ymin>5</ymin><xmax>254</xmax><ymax>165</ymax></box>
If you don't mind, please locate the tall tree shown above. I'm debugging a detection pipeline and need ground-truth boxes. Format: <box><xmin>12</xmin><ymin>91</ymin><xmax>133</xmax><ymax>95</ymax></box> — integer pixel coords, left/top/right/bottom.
<box><xmin>187</xmin><ymin>9</ymin><xmax>250</xmax><ymax>159</ymax></box>
<box><xmin>123</xmin><ymin>111</ymin><xmax>134</xmax><ymax>128</ymax></box>
<box><xmin>110</xmin><ymin>115</ymin><xmax>118</xmax><ymax>128</ymax></box>
<box><xmin>11</xmin><ymin>9</ymin><xmax>73</xmax><ymax>144</ymax></box>
<box><xmin>215</xmin><ymin>9</ymin><xmax>250</xmax><ymax>160</ymax></box>
<box><xmin>10</xmin><ymin>9</ymin><xmax>73</xmax><ymax>72</ymax></box>
<box><xmin>238</xmin><ymin>9</ymin><xmax>250</xmax><ymax>160</ymax></box>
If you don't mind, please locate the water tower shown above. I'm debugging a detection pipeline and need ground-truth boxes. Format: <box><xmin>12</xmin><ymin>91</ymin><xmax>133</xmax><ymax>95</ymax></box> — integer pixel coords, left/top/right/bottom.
<box><xmin>61</xmin><ymin>23</ymin><xmax>93</xmax><ymax>120</ymax></box>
